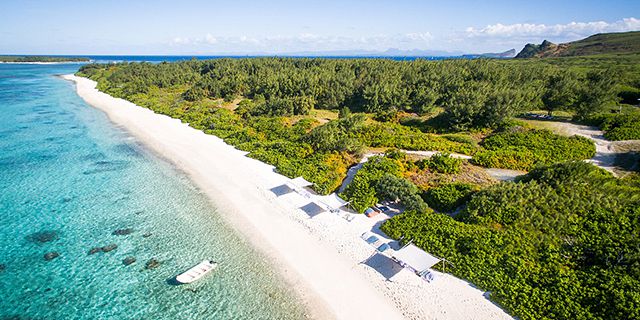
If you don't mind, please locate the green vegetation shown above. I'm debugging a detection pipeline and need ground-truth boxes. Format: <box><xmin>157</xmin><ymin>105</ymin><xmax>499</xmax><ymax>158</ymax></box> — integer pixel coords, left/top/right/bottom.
<box><xmin>472</xmin><ymin>129</ymin><xmax>596</xmax><ymax>170</ymax></box>
<box><xmin>585</xmin><ymin>113</ymin><xmax>640</xmax><ymax>140</ymax></box>
<box><xmin>79</xmin><ymin>55</ymin><xmax>637</xmax><ymax>132</ymax></box>
<box><xmin>75</xmin><ymin>52</ymin><xmax>640</xmax><ymax>320</ymax></box>
<box><xmin>382</xmin><ymin>162</ymin><xmax>640</xmax><ymax>320</ymax></box>
<box><xmin>340</xmin><ymin>155</ymin><xmax>408</xmax><ymax>212</ymax></box>
<box><xmin>422</xmin><ymin>183</ymin><xmax>476</xmax><ymax>212</ymax></box>
<box><xmin>416</xmin><ymin>153</ymin><xmax>463</xmax><ymax>174</ymax></box>
<box><xmin>0</xmin><ymin>55</ymin><xmax>90</xmax><ymax>63</ymax></box>
<box><xmin>516</xmin><ymin>31</ymin><xmax>640</xmax><ymax>58</ymax></box>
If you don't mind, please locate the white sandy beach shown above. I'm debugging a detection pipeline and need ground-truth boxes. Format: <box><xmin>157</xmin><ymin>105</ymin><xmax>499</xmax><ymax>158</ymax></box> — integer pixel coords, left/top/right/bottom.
<box><xmin>64</xmin><ymin>74</ymin><xmax>513</xmax><ymax>320</ymax></box>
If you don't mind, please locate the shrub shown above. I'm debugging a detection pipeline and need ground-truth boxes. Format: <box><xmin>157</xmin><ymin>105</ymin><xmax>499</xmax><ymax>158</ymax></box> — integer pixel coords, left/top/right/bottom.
<box><xmin>423</xmin><ymin>183</ymin><xmax>476</xmax><ymax>212</ymax></box>
<box><xmin>305</xmin><ymin>115</ymin><xmax>366</xmax><ymax>153</ymax></box>
<box><xmin>417</xmin><ymin>153</ymin><xmax>463</xmax><ymax>174</ymax></box>
<box><xmin>359</xmin><ymin>123</ymin><xmax>478</xmax><ymax>155</ymax></box>
<box><xmin>340</xmin><ymin>156</ymin><xmax>404</xmax><ymax>213</ymax></box>
<box><xmin>583</xmin><ymin>113</ymin><xmax>640</xmax><ymax>141</ymax></box>
<box><xmin>472</xmin><ymin>129</ymin><xmax>595</xmax><ymax>170</ymax></box>
<box><xmin>376</xmin><ymin>174</ymin><xmax>429</xmax><ymax>212</ymax></box>
<box><xmin>601</xmin><ymin>114</ymin><xmax>640</xmax><ymax>140</ymax></box>
<box><xmin>472</xmin><ymin>148</ymin><xmax>535</xmax><ymax>171</ymax></box>
<box><xmin>618</xmin><ymin>87</ymin><xmax>640</xmax><ymax>105</ymax></box>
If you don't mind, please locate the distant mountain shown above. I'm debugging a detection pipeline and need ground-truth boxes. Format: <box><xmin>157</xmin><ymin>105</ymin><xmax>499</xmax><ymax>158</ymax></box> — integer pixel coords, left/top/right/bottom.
<box><xmin>462</xmin><ymin>49</ymin><xmax>516</xmax><ymax>59</ymax></box>
<box><xmin>515</xmin><ymin>31</ymin><xmax>640</xmax><ymax>58</ymax></box>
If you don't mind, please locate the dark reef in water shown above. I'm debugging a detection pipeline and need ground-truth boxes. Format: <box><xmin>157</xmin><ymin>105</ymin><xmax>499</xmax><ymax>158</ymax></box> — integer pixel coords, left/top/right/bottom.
<box><xmin>82</xmin><ymin>160</ymin><xmax>130</xmax><ymax>175</ymax></box>
<box><xmin>88</xmin><ymin>243</ymin><xmax>119</xmax><ymax>254</ymax></box>
<box><xmin>145</xmin><ymin>258</ymin><xmax>160</xmax><ymax>270</ymax></box>
<box><xmin>44</xmin><ymin>252</ymin><xmax>60</xmax><ymax>261</ymax></box>
<box><xmin>101</xmin><ymin>244</ymin><xmax>118</xmax><ymax>252</ymax></box>
<box><xmin>112</xmin><ymin>228</ymin><xmax>134</xmax><ymax>236</ymax></box>
<box><xmin>25</xmin><ymin>231</ymin><xmax>59</xmax><ymax>244</ymax></box>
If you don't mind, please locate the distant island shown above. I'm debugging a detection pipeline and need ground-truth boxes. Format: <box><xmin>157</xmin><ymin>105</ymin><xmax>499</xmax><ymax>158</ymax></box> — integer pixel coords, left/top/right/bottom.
<box><xmin>461</xmin><ymin>49</ymin><xmax>516</xmax><ymax>59</ymax></box>
<box><xmin>516</xmin><ymin>31</ymin><xmax>640</xmax><ymax>58</ymax></box>
<box><xmin>0</xmin><ymin>55</ymin><xmax>90</xmax><ymax>63</ymax></box>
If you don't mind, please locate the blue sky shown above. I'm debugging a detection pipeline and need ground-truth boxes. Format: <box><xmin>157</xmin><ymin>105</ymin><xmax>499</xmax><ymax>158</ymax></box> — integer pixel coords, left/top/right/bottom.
<box><xmin>1</xmin><ymin>0</ymin><xmax>639</xmax><ymax>55</ymax></box>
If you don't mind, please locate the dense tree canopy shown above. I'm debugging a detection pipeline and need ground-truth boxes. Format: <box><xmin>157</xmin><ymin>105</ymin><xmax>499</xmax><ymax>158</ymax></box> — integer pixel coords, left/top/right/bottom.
<box><xmin>79</xmin><ymin>56</ymin><xmax>636</xmax><ymax>130</ymax></box>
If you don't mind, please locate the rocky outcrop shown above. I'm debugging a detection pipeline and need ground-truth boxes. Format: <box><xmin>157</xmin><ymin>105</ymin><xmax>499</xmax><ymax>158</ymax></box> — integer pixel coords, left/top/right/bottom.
<box><xmin>101</xmin><ymin>244</ymin><xmax>118</xmax><ymax>252</ymax></box>
<box><xmin>515</xmin><ymin>40</ymin><xmax>569</xmax><ymax>58</ymax></box>
<box><xmin>112</xmin><ymin>228</ymin><xmax>134</xmax><ymax>236</ymax></box>
<box><xmin>145</xmin><ymin>258</ymin><xmax>160</xmax><ymax>269</ymax></box>
<box><xmin>44</xmin><ymin>252</ymin><xmax>60</xmax><ymax>261</ymax></box>
<box><xmin>123</xmin><ymin>257</ymin><xmax>136</xmax><ymax>266</ymax></box>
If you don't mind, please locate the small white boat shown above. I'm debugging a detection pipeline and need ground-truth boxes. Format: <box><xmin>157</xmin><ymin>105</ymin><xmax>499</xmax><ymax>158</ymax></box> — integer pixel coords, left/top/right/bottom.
<box><xmin>175</xmin><ymin>260</ymin><xmax>217</xmax><ymax>284</ymax></box>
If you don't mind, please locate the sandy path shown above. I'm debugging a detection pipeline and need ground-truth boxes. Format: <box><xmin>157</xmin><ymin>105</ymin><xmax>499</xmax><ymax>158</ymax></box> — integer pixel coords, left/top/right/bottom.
<box><xmin>64</xmin><ymin>75</ymin><xmax>513</xmax><ymax>320</ymax></box>
<box><xmin>531</xmin><ymin>120</ymin><xmax>640</xmax><ymax>173</ymax></box>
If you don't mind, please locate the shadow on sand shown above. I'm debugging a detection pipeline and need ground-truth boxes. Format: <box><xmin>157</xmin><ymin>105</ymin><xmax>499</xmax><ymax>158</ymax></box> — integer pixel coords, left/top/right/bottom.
<box><xmin>362</xmin><ymin>253</ymin><xmax>403</xmax><ymax>281</ymax></box>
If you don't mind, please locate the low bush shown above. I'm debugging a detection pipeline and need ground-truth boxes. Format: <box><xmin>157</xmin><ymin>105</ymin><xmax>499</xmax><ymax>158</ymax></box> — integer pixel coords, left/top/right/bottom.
<box><xmin>428</xmin><ymin>153</ymin><xmax>462</xmax><ymax>174</ymax></box>
<box><xmin>340</xmin><ymin>156</ymin><xmax>404</xmax><ymax>212</ymax></box>
<box><xmin>583</xmin><ymin>113</ymin><xmax>640</xmax><ymax>141</ymax></box>
<box><xmin>601</xmin><ymin>114</ymin><xmax>640</xmax><ymax>140</ymax></box>
<box><xmin>359</xmin><ymin>123</ymin><xmax>478</xmax><ymax>155</ymax></box>
<box><xmin>472</xmin><ymin>129</ymin><xmax>595</xmax><ymax>170</ymax></box>
<box><xmin>423</xmin><ymin>183</ymin><xmax>476</xmax><ymax>212</ymax></box>
<box><xmin>376</xmin><ymin>174</ymin><xmax>429</xmax><ymax>212</ymax></box>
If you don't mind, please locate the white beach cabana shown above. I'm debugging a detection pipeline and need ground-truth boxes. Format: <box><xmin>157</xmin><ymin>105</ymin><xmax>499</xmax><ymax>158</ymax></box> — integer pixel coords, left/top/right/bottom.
<box><xmin>392</xmin><ymin>244</ymin><xmax>440</xmax><ymax>278</ymax></box>
<box><xmin>290</xmin><ymin>176</ymin><xmax>313</xmax><ymax>188</ymax></box>
<box><xmin>318</xmin><ymin>194</ymin><xmax>349</xmax><ymax>212</ymax></box>
<box><xmin>270</xmin><ymin>176</ymin><xmax>313</xmax><ymax>197</ymax></box>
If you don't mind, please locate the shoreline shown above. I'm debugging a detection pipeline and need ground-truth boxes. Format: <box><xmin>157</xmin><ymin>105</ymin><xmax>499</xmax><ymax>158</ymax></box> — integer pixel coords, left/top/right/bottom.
<box><xmin>63</xmin><ymin>74</ymin><xmax>513</xmax><ymax>320</ymax></box>
<box><xmin>0</xmin><ymin>61</ymin><xmax>90</xmax><ymax>65</ymax></box>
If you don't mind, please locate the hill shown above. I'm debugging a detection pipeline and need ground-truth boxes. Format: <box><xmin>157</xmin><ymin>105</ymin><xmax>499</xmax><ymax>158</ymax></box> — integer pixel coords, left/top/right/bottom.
<box><xmin>515</xmin><ymin>31</ymin><xmax>640</xmax><ymax>58</ymax></box>
<box><xmin>462</xmin><ymin>49</ymin><xmax>516</xmax><ymax>59</ymax></box>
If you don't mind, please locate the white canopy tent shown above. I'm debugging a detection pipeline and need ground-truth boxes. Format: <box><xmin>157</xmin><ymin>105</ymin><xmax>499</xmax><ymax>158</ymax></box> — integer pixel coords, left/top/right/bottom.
<box><xmin>318</xmin><ymin>194</ymin><xmax>349</xmax><ymax>212</ymax></box>
<box><xmin>290</xmin><ymin>176</ymin><xmax>314</xmax><ymax>188</ymax></box>
<box><xmin>392</xmin><ymin>244</ymin><xmax>440</xmax><ymax>275</ymax></box>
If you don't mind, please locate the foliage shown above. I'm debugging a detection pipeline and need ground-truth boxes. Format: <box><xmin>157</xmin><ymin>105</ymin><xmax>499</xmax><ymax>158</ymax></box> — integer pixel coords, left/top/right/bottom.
<box><xmin>340</xmin><ymin>156</ymin><xmax>404</xmax><ymax>212</ymax></box>
<box><xmin>417</xmin><ymin>153</ymin><xmax>463</xmax><ymax>174</ymax></box>
<box><xmin>376</xmin><ymin>174</ymin><xmax>429</xmax><ymax>212</ymax></box>
<box><xmin>359</xmin><ymin>123</ymin><xmax>478</xmax><ymax>155</ymax></box>
<box><xmin>422</xmin><ymin>183</ymin><xmax>476</xmax><ymax>212</ymax></box>
<box><xmin>382</xmin><ymin>162</ymin><xmax>640</xmax><ymax>320</ymax></box>
<box><xmin>600</xmin><ymin>114</ymin><xmax>640</xmax><ymax>141</ymax></box>
<box><xmin>305</xmin><ymin>115</ymin><xmax>366</xmax><ymax>153</ymax></box>
<box><xmin>78</xmin><ymin>56</ymin><xmax>638</xmax><ymax>133</ymax></box>
<box><xmin>541</xmin><ymin>71</ymin><xmax>579</xmax><ymax>115</ymax></box>
<box><xmin>472</xmin><ymin>129</ymin><xmax>596</xmax><ymax>170</ymax></box>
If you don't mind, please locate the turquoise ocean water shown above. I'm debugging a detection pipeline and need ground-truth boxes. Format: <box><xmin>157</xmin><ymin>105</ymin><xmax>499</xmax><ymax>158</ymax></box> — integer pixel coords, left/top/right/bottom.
<box><xmin>0</xmin><ymin>64</ymin><xmax>307</xmax><ymax>319</ymax></box>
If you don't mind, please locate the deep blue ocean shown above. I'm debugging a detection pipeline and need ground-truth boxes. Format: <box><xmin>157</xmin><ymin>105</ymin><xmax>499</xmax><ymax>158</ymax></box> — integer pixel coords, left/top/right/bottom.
<box><xmin>0</xmin><ymin>63</ymin><xmax>307</xmax><ymax>318</ymax></box>
<box><xmin>3</xmin><ymin>54</ymin><xmax>465</xmax><ymax>64</ymax></box>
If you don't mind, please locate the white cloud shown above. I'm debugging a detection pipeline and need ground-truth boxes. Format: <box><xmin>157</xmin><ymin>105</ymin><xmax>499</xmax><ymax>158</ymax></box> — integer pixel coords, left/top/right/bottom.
<box><xmin>168</xmin><ymin>32</ymin><xmax>435</xmax><ymax>53</ymax></box>
<box><xmin>465</xmin><ymin>17</ymin><xmax>640</xmax><ymax>40</ymax></box>
<box><xmin>204</xmin><ymin>34</ymin><xmax>217</xmax><ymax>44</ymax></box>
<box><xmin>403</xmin><ymin>32</ymin><xmax>433</xmax><ymax>42</ymax></box>
<box><xmin>171</xmin><ymin>37</ymin><xmax>191</xmax><ymax>45</ymax></box>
